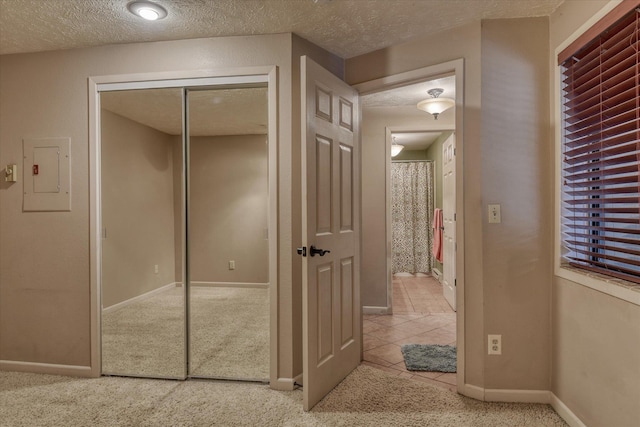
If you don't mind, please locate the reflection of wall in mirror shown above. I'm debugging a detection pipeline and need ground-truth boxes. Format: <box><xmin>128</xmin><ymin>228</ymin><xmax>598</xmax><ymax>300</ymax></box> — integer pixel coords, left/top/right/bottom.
<box><xmin>101</xmin><ymin>109</ymin><xmax>269</xmax><ymax>308</ymax></box>
<box><xmin>101</xmin><ymin>109</ymin><xmax>177</xmax><ymax>308</ymax></box>
<box><xmin>188</xmin><ymin>134</ymin><xmax>269</xmax><ymax>284</ymax></box>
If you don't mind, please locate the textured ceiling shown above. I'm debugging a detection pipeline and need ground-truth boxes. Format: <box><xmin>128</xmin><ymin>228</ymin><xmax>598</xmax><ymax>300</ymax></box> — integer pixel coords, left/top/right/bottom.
<box><xmin>101</xmin><ymin>87</ymin><xmax>268</xmax><ymax>136</ymax></box>
<box><xmin>0</xmin><ymin>0</ymin><xmax>564</xmax><ymax>58</ymax></box>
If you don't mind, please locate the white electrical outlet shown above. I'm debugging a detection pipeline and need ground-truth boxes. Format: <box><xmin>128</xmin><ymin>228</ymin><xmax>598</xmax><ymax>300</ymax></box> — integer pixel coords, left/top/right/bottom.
<box><xmin>154</xmin><ymin>264</ymin><xmax>159</xmax><ymax>274</ymax></box>
<box><xmin>488</xmin><ymin>334</ymin><xmax>502</xmax><ymax>355</ymax></box>
<box><xmin>229</xmin><ymin>260</ymin><xmax>235</xmax><ymax>270</ymax></box>
<box><xmin>488</xmin><ymin>204</ymin><xmax>501</xmax><ymax>223</ymax></box>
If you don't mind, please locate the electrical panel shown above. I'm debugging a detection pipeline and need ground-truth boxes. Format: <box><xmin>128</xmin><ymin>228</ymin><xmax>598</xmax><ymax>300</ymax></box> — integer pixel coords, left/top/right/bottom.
<box><xmin>23</xmin><ymin>137</ymin><xmax>71</xmax><ymax>211</ymax></box>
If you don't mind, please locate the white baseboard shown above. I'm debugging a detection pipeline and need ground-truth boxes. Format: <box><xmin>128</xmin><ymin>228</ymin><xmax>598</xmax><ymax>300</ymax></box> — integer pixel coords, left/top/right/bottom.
<box><xmin>272</xmin><ymin>376</ymin><xmax>299</xmax><ymax>391</ymax></box>
<box><xmin>485</xmin><ymin>388</ymin><xmax>550</xmax><ymax>403</ymax></box>
<box><xmin>0</xmin><ymin>360</ymin><xmax>95</xmax><ymax>377</ymax></box>
<box><xmin>461</xmin><ymin>385</ymin><xmax>583</xmax><ymax>427</ymax></box>
<box><xmin>550</xmin><ymin>393</ymin><xmax>586</xmax><ymax>427</ymax></box>
<box><xmin>362</xmin><ymin>306</ymin><xmax>391</xmax><ymax>315</ymax></box>
<box><xmin>462</xmin><ymin>385</ymin><xmax>551</xmax><ymax>404</ymax></box>
<box><xmin>191</xmin><ymin>281</ymin><xmax>269</xmax><ymax>289</ymax></box>
<box><xmin>462</xmin><ymin>383</ymin><xmax>485</xmax><ymax>400</ymax></box>
<box><xmin>103</xmin><ymin>282</ymin><xmax>177</xmax><ymax>314</ymax></box>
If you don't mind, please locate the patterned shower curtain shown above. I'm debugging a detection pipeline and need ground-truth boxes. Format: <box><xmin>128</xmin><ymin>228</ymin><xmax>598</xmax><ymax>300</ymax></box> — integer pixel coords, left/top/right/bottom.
<box><xmin>391</xmin><ymin>161</ymin><xmax>435</xmax><ymax>274</ymax></box>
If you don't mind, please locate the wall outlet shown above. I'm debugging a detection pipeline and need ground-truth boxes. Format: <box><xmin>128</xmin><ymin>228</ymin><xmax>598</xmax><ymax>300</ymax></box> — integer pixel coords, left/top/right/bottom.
<box><xmin>154</xmin><ymin>264</ymin><xmax>159</xmax><ymax>274</ymax></box>
<box><xmin>488</xmin><ymin>204</ymin><xmax>501</xmax><ymax>223</ymax></box>
<box><xmin>229</xmin><ymin>260</ymin><xmax>235</xmax><ymax>270</ymax></box>
<box><xmin>488</xmin><ymin>334</ymin><xmax>502</xmax><ymax>355</ymax></box>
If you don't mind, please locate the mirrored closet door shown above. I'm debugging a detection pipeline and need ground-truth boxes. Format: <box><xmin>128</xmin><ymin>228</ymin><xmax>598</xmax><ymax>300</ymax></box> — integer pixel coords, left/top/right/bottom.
<box><xmin>99</xmin><ymin>83</ymin><xmax>269</xmax><ymax>382</ymax></box>
<box><xmin>100</xmin><ymin>88</ymin><xmax>186</xmax><ymax>379</ymax></box>
<box><xmin>186</xmin><ymin>87</ymin><xmax>269</xmax><ymax>380</ymax></box>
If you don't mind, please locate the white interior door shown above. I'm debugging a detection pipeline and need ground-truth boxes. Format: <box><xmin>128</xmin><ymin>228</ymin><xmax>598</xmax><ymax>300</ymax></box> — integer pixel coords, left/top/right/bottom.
<box><xmin>301</xmin><ymin>56</ymin><xmax>361</xmax><ymax>411</ymax></box>
<box><xmin>442</xmin><ymin>134</ymin><xmax>456</xmax><ymax>310</ymax></box>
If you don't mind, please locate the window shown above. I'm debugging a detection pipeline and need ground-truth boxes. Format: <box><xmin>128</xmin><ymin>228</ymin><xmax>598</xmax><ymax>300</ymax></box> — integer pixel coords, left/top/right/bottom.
<box><xmin>559</xmin><ymin>3</ymin><xmax>640</xmax><ymax>285</ymax></box>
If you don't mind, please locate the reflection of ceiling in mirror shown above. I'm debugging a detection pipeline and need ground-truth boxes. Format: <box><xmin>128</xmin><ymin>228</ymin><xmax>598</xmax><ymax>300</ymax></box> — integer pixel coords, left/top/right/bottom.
<box><xmin>101</xmin><ymin>87</ymin><xmax>268</xmax><ymax>136</ymax></box>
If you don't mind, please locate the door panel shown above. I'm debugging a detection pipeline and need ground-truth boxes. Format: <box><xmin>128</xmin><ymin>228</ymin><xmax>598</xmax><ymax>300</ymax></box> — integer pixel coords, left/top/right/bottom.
<box><xmin>316</xmin><ymin>136</ymin><xmax>333</xmax><ymax>234</ymax></box>
<box><xmin>442</xmin><ymin>134</ymin><xmax>456</xmax><ymax>310</ymax></box>
<box><xmin>340</xmin><ymin>257</ymin><xmax>354</xmax><ymax>345</ymax></box>
<box><xmin>302</xmin><ymin>56</ymin><xmax>361</xmax><ymax>411</ymax></box>
<box><xmin>317</xmin><ymin>262</ymin><xmax>334</xmax><ymax>363</ymax></box>
<box><xmin>340</xmin><ymin>144</ymin><xmax>353</xmax><ymax>231</ymax></box>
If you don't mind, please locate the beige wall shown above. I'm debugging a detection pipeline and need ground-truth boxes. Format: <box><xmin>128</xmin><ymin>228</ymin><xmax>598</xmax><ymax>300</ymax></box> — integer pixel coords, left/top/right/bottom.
<box><xmin>0</xmin><ymin>33</ymin><xmax>342</xmax><ymax>383</ymax></box>
<box><xmin>360</xmin><ymin>105</ymin><xmax>454</xmax><ymax>307</ymax></box>
<box><xmin>552</xmin><ymin>277</ymin><xmax>640</xmax><ymax>426</ymax></box>
<box><xmin>549</xmin><ymin>1</ymin><xmax>640</xmax><ymax>425</ymax></box>
<box><xmin>101</xmin><ymin>110</ymin><xmax>177</xmax><ymax>308</ymax></box>
<box><xmin>172</xmin><ymin>135</ymin><xmax>184</xmax><ymax>283</ymax></box>
<box><xmin>392</xmin><ymin>149</ymin><xmax>428</xmax><ymax>161</ymax></box>
<box><xmin>350</xmin><ymin>6</ymin><xmax>638</xmax><ymax>423</ymax></box>
<box><xmin>347</xmin><ymin>22</ymin><xmax>486</xmax><ymax>386</ymax></box>
<box><xmin>102</xmin><ymin>127</ymin><xmax>269</xmax><ymax>295</ymax></box>
<box><xmin>189</xmin><ymin>135</ymin><xmax>268</xmax><ymax>283</ymax></box>
<box><xmin>0</xmin><ymin>34</ymin><xmax>291</xmax><ymax>368</ymax></box>
<box><xmin>350</xmin><ymin>17</ymin><xmax>553</xmax><ymax>391</ymax></box>
<box><xmin>480</xmin><ymin>17</ymin><xmax>552</xmax><ymax>391</ymax></box>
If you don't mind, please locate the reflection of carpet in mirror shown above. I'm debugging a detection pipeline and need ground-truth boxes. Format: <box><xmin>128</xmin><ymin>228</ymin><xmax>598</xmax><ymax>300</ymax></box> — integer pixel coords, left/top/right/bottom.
<box><xmin>101</xmin><ymin>286</ymin><xmax>269</xmax><ymax>380</ymax></box>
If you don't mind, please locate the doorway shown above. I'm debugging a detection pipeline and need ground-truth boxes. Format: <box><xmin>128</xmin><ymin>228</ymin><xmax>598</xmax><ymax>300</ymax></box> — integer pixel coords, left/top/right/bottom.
<box><xmin>355</xmin><ymin>59</ymin><xmax>464</xmax><ymax>389</ymax></box>
<box><xmin>92</xmin><ymin>73</ymin><xmax>277</xmax><ymax>383</ymax></box>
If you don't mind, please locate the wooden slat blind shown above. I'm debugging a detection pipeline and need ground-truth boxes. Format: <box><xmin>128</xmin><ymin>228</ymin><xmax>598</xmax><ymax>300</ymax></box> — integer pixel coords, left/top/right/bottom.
<box><xmin>560</xmin><ymin>6</ymin><xmax>640</xmax><ymax>284</ymax></box>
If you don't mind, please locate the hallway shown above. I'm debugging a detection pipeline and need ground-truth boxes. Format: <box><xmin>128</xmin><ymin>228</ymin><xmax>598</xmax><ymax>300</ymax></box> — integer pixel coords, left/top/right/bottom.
<box><xmin>363</xmin><ymin>274</ymin><xmax>457</xmax><ymax>391</ymax></box>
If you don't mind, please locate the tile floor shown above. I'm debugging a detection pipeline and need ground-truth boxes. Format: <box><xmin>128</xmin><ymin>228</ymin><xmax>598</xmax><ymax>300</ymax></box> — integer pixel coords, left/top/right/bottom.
<box><xmin>363</xmin><ymin>274</ymin><xmax>457</xmax><ymax>391</ymax></box>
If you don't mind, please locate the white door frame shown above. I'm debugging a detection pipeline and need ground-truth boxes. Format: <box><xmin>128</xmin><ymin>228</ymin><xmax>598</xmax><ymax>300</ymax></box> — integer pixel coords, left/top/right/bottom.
<box><xmin>88</xmin><ymin>67</ymin><xmax>279</xmax><ymax>384</ymax></box>
<box><xmin>354</xmin><ymin>58</ymin><xmax>465</xmax><ymax>390</ymax></box>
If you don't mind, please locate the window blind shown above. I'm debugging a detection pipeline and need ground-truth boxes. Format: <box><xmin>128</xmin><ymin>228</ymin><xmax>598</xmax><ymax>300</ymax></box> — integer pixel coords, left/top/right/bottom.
<box><xmin>560</xmin><ymin>6</ymin><xmax>640</xmax><ymax>284</ymax></box>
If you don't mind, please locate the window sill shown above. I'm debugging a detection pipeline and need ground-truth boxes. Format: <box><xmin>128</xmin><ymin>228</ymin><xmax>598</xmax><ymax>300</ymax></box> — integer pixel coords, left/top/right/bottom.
<box><xmin>555</xmin><ymin>266</ymin><xmax>640</xmax><ymax>307</ymax></box>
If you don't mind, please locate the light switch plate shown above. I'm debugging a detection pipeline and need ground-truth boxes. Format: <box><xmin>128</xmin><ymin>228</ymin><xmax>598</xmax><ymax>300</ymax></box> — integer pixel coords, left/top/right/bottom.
<box><xmin>5</xmin><ymin>164</ymin><xmax>17</xmax><ymax>182</ymax></box>
<box><xmin>488</xmin><ymin>204</ymin><xmax>501</xmax><ymax>223</ymax></box>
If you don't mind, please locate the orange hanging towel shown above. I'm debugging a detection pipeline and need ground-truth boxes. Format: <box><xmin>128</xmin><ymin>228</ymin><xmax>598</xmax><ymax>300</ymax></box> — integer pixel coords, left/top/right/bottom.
<box><xmin>432</xmin><ymin>208</ymin><xmax>443</xmax><ymax>263</ymax></box>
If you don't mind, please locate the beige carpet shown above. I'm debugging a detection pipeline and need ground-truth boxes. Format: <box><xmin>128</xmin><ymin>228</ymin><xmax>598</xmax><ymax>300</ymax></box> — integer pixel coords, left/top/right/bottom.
<box><xmin>0</xmin><ymin>365</ymin><xmax>566</xmax><ymax>426</ymax></box>
<box><xmin>102</xmin><ymin>286</ymin><xmax>269</xmax><ymax>380</ymax></box>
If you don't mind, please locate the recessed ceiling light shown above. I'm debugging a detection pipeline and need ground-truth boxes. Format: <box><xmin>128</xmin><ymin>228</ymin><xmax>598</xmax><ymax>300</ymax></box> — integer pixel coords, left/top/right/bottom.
<box><xmin>127</xmin><ymin>1</ymin><xmax>167</xmax><ymax>21</ymax></box>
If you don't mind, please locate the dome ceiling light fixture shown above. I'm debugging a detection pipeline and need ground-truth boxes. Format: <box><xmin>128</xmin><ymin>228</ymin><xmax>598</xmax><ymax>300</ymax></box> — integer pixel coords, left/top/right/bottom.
<box><xmin>391</xmin><ymin>136</ymin><xmax>404</xmax><ymax>157</ymax></box>
<box><xmin>127</xmin><ymin>1</ymin><xmax>168</xmax><ymax>21</ymax></box>
<box><xmin>417</xmin><ymin>88</ymin><xmax>455</xmax><ymax>120</ymax></box>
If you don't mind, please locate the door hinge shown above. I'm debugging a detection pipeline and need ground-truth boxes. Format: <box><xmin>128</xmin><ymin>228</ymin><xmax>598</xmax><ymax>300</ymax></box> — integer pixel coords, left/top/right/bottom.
<box><xmin>455</xmin><ymin>279</ymin><xmax>457</xmax><ymax>287</ymax></box>
<box><xmin>454</xmin><ymin>213</ymin><xmax>456</xmax><ymax>221</ymax></box>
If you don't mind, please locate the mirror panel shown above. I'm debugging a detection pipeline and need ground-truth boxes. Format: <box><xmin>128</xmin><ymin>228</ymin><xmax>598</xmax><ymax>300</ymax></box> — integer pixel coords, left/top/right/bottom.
<box><xmin>100</xmin><ymin>88</ymin><xmax>185</xmax><ymax>378</ymax></box>
<box><xmin>187</xmin><ymin>87</ymin><xmax>270</xmax><ymax>380</ymax></box>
